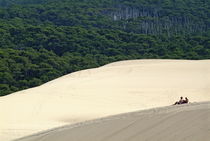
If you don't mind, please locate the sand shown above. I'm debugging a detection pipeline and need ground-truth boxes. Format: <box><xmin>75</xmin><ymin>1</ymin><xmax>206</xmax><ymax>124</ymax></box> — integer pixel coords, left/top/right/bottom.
<box><xmin>15</xmin><ymin>102</ymin><xmax>210</xmax><ymax>141</ymax></box>
<box><xmin>0</xmin><ymin>59</ymin><xmax>210</xmax><ymax>141</ymax></box>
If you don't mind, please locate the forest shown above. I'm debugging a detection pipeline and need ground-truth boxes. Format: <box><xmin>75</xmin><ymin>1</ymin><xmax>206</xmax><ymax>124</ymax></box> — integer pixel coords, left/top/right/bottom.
<box><xmin>0</xmin><ymin>0</ymin><xmax>209</xmax><ymax>96</ymax></box>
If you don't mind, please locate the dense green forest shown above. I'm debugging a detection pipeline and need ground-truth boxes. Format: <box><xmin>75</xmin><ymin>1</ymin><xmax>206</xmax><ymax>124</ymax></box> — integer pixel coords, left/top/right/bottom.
<box><xmin>0</xmin><ymin>0</ymin><xmax>209</xmax><ymax>96</ymax></box>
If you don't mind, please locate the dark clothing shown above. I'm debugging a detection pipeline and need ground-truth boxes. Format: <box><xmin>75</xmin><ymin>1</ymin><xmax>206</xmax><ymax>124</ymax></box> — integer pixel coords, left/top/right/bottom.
<box><xmin>174</xmin><ymin>98</ymin><xmax>188</xmax><ymax>105</ymax></box>
<box><xmin>182</xmin><ymin>99</ymin><xmax>189</xmax><ymax>104</ymax></box>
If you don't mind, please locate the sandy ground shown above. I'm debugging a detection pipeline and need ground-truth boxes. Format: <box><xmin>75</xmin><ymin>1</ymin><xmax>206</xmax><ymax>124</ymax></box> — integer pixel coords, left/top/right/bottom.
<box><xmin>15</xmin><ymin>102</ymin><xmax>210</xmax><ymax>141</ymax></box>
<box><xmin>0</xmin><ymin>59</ymin><xmax>210</xmax><ymax>141</ymax></box>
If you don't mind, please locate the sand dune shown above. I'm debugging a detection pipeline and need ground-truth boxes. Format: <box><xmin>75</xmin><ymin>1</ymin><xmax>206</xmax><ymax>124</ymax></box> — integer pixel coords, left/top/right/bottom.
<box><xmin>0</xmin><ymin>59</ymin><xmax>210</xmax><ymax>141</ymax></box>
<box><xmin>16</xmin><ymin>102</ymin><xmax>210</xmax><ymax>141</ymax></box>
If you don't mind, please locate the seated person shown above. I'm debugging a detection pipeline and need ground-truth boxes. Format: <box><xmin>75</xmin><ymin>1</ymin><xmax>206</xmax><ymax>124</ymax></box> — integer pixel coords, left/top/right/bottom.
<box><xmin>182</xmin><ymin>97</ymin><xmax>189</xmax><ymax>104</ymax></box>
<box><xmin>174</xmin><ymin>97</ymin><xmax>184</xmax><ymax>105</ymax></box>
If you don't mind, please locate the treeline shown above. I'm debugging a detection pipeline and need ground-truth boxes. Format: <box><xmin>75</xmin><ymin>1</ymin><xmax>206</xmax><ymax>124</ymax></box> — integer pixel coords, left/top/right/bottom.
<box><xmin>0</xmin><ymin>48</ymin><xmax>101</xmax><ymax>96</ymax></box>
<box><xmin>0</xmin><ymin>26</ymin><xmax>209</xmax><ymax>96</ymax></box>
<box><xmin>0</xmin><ymin>0</ymin><xmax>210</xmax><ymax>96</ymax></box>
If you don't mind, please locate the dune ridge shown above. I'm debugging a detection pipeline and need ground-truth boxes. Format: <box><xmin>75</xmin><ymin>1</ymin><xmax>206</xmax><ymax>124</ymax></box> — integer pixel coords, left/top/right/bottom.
<box><xmin>15</xmin><ymin>101</ymin><xmax>210</xmax><ymax>141</ymax></box>
<box><xmin>1</xmin><ymin>59</ymin><xmax>210</xmax><ymax>141</ymax></box>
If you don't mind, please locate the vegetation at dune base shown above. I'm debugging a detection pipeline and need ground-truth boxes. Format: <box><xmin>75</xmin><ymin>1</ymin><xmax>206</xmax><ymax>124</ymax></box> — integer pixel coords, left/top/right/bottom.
<box><xmin>0</xmin><ymin>0</ymin><xmax>209</xmax><ymax>96</ymax></box>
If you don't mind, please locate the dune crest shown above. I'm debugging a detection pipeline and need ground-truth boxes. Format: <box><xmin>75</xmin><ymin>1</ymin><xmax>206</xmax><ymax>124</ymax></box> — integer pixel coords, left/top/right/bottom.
<box><xmin>0</xmin><ymin>59</ymin><xmax>210</xmax><ymax>141</ymax></box>
<box><xmin>16</xmin><ymin>102</ymin><xmax>210</xmax><ymax>141</ymax></box>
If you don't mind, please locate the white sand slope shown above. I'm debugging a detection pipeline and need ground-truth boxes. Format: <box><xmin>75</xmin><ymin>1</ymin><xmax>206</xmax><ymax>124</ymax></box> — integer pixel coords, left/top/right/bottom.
<box><xmin>0</xmin><ymin>59</ymin><xmax>210</xmax><ymax>141</ymax></box>
<box><xmin>15</xmin><ymin>102</ymin><xmax>210</xmax><ymax>141</ymax></box>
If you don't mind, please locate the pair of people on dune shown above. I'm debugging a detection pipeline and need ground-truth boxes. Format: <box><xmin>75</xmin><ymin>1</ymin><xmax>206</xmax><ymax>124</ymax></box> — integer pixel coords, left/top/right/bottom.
<box><xmin>174</xmin><ymin>97</ymin><xmax>189</xmax><ymax>105</ymax></box>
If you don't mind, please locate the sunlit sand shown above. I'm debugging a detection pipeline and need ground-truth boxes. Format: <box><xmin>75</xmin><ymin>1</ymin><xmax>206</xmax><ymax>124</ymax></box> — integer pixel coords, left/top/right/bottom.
<box><xmin>1</xmin><ymin>59</ymin><xmax>210</xmax><ymax>141</ymax></box>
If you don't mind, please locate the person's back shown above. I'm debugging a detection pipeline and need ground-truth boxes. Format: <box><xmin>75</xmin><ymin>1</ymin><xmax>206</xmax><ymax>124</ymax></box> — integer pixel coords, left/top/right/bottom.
<box><xmin>178</xmin><ymin>97</ymin><xmax>184</xmax><ymax>104</ymax></box>
<box><xmin>174</xmin><ymin>97</ymin><xmax>184</xmax><ymax>105</ymax></box>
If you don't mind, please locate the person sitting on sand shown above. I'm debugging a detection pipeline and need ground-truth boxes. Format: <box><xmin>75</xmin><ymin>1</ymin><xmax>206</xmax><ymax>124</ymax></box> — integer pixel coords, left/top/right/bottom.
<box><xmin>182</xmin><ymin>97</ymin><xmax>189</xmax><ymax>104</ymax></box>
<box><xmin>174</xmin><ymin>97</ymin><xmax>184</xmax><ymax>105</ymax></box>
